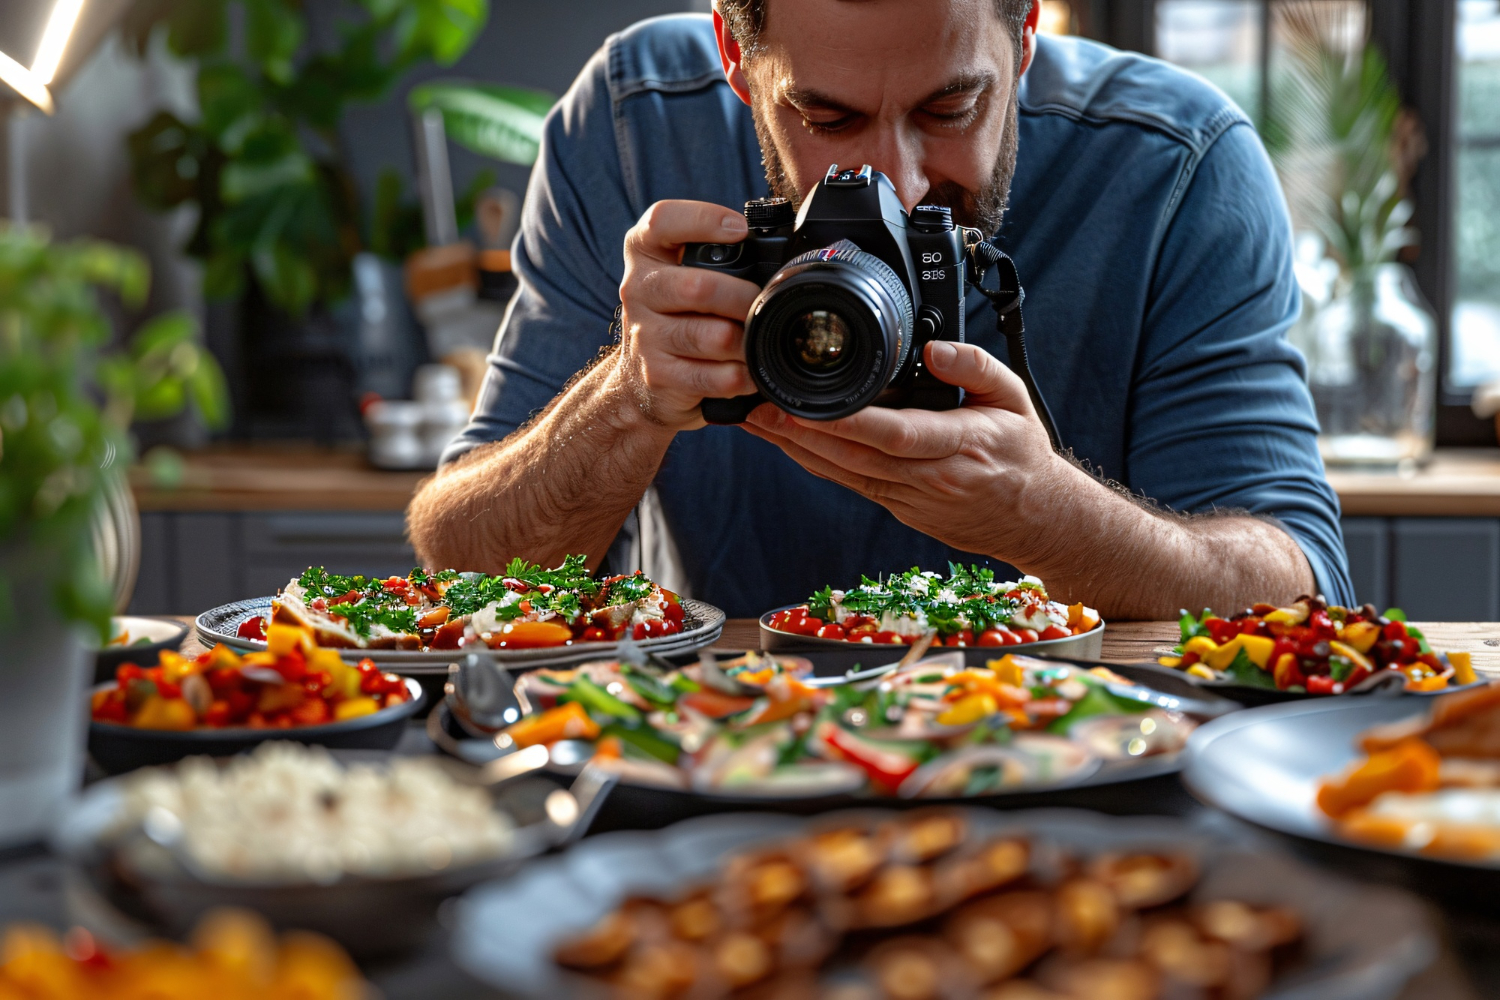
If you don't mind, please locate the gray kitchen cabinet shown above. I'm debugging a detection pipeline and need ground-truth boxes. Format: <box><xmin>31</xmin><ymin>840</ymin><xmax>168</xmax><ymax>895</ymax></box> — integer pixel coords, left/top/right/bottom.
<box><xmin>128</xmin><ymin>511</ymin><xmax>415</xmax><ymax>615</ymax></box>
<box><xmin>1337</xmin><ymin>516</ymin><xmax>1500</xmax><ymax>619</ymax></box>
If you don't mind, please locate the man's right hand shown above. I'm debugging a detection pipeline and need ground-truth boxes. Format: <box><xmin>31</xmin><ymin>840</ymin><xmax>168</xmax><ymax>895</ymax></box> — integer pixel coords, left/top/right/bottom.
<box><xmin>613</xmin><ymin>200</ymin><xmax>761</xmax><ymax>430</ymax></box>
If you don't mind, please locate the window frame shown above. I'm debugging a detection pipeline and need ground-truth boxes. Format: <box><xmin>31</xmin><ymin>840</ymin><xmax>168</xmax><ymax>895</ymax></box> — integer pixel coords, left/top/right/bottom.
<box><xmin>1086</xmin><ymin>0</ymin><xmax>1493</xmax><ymax>447</ymax></box>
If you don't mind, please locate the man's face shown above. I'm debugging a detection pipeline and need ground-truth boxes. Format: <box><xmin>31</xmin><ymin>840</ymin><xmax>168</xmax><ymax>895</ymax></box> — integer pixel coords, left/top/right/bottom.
<box><xmin>725</xmin><ymin>0</ymin><xmax>1030</xmax><ymax>235</ymax></box>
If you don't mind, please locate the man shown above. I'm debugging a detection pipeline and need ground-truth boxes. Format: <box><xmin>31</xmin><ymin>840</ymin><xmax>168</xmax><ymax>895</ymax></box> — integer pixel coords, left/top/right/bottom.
<box><xmin>408</xmin><ymin>0</ymin><xmax>1353</xmax><ymax>620</ymax></box>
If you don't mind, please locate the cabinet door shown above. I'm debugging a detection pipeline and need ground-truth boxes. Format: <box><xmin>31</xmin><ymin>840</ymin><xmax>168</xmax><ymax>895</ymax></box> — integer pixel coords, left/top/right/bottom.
<box><xmin>1391</xmin><ymin>519</ymin><xmax>1500</xmax><ymax>621</ymax></box>
<box><xmin>241</xmin><ymin>512</ymin><xmax>415</xmax><ymax>597</ymax></box>
<box><xmin>1340</xmin><ymin>517</ymin><xmax>1389</xmax><ymax>610</ymax></box>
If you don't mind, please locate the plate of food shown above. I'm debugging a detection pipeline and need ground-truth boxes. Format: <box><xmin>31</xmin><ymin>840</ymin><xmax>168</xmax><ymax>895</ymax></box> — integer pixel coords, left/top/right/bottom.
<box><xmin>1184</xmin><ymin>682</ymin><xmax>1500</xmax><ymax>910</ymax></box>
<box><xmin>196</xmin><ymin>555</ymin><xmax>726</xmax><ymax>672</ymax></box>
<box><xmin>760</xmin><ymin>565</ymin><xmax>1104</xmax><ymax>660</ymax></box>
<box><xmin>1155</xmin><ymin>597</ymin><xmax>1479</xmax><ymax>705</ymax></box>
<box><xmin>89</xmin><ymin>622</ymin><xmax>424</xmax><ymax>773</ymax></box>
<box><xmin>450</xmin><ymin>806</ymin><xmax>1436</xmax><ymax>999</ymax></box>
<box><xmin>443</xmin><ymin>645</ymin><xmax>1231</xmax><ymax>826</ymax></box>
<box><xmin>54</xmin><ymin>741</ymin><xmax>558</xmax><ymax>957</ymax></box>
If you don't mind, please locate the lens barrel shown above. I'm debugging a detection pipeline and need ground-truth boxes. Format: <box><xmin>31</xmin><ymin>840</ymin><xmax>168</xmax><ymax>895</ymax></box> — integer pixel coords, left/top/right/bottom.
<box><xmin>743</xmin><ymin>241</ymin><xmax>914</xmax><ymax>420</ymax></box>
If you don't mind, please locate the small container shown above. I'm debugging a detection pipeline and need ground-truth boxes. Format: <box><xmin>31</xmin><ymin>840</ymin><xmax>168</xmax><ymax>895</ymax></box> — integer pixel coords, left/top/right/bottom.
<box><xmin>365</xmin><ymin>399</ymin><xmax>425</xmax><ymax>469</ymax></box>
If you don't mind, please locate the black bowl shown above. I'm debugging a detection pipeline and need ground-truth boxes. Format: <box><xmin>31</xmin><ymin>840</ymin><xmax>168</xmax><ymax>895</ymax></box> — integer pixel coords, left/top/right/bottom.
<box><xmin>93</xmin><ymin>616</ymin><xmax>190</xmax><ymax>684</ymax></box>
<box><xmin>87</xmin><ymin>677</ymin><xmax>426</xmax><ymax>775</ymax></box>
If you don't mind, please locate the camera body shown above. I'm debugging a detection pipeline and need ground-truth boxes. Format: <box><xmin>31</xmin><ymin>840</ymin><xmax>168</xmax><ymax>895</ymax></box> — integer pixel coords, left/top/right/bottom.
<box><xmin>684</xmin><ymin>164</ymin><xmax>966</xmax><ymax>423</ymax></box>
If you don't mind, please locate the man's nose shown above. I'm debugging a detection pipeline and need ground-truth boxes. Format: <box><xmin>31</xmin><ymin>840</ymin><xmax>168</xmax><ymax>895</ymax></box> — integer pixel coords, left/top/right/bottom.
<box><xmin>862</xmin><ymin>128</ymin><xmax>929</xmax><ymax>211</ymax></box>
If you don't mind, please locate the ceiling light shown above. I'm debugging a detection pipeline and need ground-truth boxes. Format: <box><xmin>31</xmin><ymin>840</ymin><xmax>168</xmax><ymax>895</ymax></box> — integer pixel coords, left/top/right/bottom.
<box><xmin>32</xmin><ymin>0</ymin><xmax>87</xmax><ymax>86</ymax></box>
<box><xmin>0</xmin><ymin>49</ymin><xmax>54</xmax><ymax>114</ymax></box>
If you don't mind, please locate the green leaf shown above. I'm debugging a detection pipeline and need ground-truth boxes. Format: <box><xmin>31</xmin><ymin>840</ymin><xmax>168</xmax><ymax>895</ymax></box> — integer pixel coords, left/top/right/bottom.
<box><xmin>168</xmin><ymin>0</ymin><xmax>228</xmax><ymax>57</ymax></box>
<box><xmin>1222</xmin><ymin>648</ymin><xmax>1279</xmax><ymax>690</ymax></box>
<box><xmin>1382</xmin><ymin>607</ymin><xmax>1407</xmax><ymax>622</ymax></box>
<box><xmin>408</xmin><ymin>81</ymin><xmax>554</xmax><ymax>165</ymax></box>
<box><xmin>245</xmin><ymin>0</ymin><xmax>304</xmax><ymax>84</ymax></box>
<box><xmin>1047</xmin><ymin>684</ymin><xmax>1148</xmax><ymax>735</ymax></box>
<box><xmin>220</xmin><ymin>151</ymin><xmax>315</xmax><ymax>203</ymax></box>
<box><xmin>392</xmin><ymin>0</ymin><xmax>488</xmax><ymax>66</ymax></box>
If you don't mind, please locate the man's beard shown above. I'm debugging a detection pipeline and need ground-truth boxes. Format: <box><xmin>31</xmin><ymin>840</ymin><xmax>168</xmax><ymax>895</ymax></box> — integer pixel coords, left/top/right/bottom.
<box><xmin>751</xmin><ymin>84</ymin><xmax>1021</xmax><ymax>237</ymax></box>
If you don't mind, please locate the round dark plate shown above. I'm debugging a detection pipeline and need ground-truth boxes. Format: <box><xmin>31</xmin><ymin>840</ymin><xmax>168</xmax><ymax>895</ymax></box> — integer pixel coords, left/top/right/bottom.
<box><xmin>451</xmin><ymin>807</ymin><xmax>1436</xmax><ymax>999</ymax></box>
<box><xmin>1183</xmin><ymin>696</ymin><xmax>1500</xmax><ymax>912</ymax></box>
<box><xmin>759</xmin><ymin>603</ymin><xmax>1105</xmax><ymax>660</ymax></box>
<box><xmin>195</xmin><ymin>597</ymin><xmax>726</xmax><ymax>674</ymax></box>
<box><xmin>53</xmin><ymin>749</ymin><xmax>555</xmax><ymax>958</ymax></box>
<box><xmin>93</xmin><ymin>616</ymin><xmax>189</xmax><ymax>684</ymax></box>
<box><xmin>87</xmin><ymin>677</ymin><xmax>426</xmax><ymax>775</ymax></box>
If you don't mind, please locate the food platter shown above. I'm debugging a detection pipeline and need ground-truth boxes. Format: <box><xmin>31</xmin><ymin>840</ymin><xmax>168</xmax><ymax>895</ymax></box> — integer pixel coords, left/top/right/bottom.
<box><xmin>450</xmin><ymin>807</ymin><xmax>1436</xmax><ymax>999</ymax></box>
<box><xmin>1183</xmin><ymin>696</ymin><xmax>1500</xmax><ymax>911</ymax></box>
<box><xmin>196</xmin><ymin>596</ymin><xmax>727</xmax><ymax>673</ymax></box>
<box><xmin>761</xmin><ymin>604</ymin><xmax>1106</xmax><ymax>659</ymax></box>
<box><xmin>87</xmin><ymin>676</ymin><xmax>427</xmax><ymax>774</ymax></box>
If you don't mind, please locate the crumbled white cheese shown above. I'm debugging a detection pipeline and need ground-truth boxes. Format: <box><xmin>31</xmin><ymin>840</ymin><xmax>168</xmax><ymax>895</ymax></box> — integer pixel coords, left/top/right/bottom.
<box><xmin>282</xmin><ymin>579</ymin><xmax>307</xmax><ymax>601</ymax></box>
<box><xmin>880</xmin><ymin>609</ymin><xmax>928</xmax><ymax>637</ymax></box>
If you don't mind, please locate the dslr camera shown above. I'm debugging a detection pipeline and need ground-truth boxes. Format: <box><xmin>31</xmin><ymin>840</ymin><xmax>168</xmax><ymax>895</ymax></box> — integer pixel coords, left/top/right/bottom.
<box><xmin>684</xmin><ymin>164</ymin><xmax>967</xmax><ymax>423</ymax></box>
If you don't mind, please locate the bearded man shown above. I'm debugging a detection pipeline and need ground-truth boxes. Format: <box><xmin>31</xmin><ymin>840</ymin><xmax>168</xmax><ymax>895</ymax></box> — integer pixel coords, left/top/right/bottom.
<box><xmin>407</xmin><ymin>0</ymin><xmax>1353</xmax><ymax>619</ymax></box>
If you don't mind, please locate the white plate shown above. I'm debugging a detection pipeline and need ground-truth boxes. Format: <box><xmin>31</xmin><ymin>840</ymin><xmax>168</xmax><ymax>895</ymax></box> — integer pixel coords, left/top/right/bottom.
<box><xmin>195</xmin><ymin>596</ymin><xmax>726</xmax><ymax>674</ymax></box>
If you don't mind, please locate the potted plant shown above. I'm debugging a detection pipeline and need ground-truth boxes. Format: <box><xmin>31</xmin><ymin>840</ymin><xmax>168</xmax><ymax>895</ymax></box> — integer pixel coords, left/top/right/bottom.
<box><xmin>0</xmin><ymin>226</ymin><xmax>226</xmax><ymax>846</ymax></box>
<box><xmin>119</xmin><ymin>0</ymin><xmax>553</xmax><ymax>437</ymax></box>
<box><xmin>1264</xmin><ymin>4</ymin><xmax>1435</xmax><ymax>467</ymax></box>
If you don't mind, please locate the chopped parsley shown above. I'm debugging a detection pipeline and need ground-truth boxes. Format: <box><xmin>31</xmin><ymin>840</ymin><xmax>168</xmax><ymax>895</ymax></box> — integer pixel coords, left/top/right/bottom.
<box><xmin>804</xmin><ymin>565</ymin><xmax>1044</xmax><ymax>635</ymax></box>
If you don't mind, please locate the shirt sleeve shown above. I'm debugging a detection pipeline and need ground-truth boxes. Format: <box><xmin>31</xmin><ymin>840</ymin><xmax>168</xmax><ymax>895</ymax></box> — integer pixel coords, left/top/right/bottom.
<box><xmin>1127</xmin><ymin>120</ymin><xmax>1354</xmax><ymax>606</ymax></box>
<box><xmin>440</xmin><ymin>44</ymin><xmax>632</xmax><ymax>464</ymax></box>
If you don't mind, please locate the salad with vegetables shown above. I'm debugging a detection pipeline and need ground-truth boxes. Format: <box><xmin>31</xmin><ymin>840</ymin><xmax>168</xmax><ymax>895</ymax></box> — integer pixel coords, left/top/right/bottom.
<box><xmin>1161</xmin><ymin>597</ymin><xmax>1476</xmax><ymax>695</ymax></box>
<box><xmin>91</xmin><ymin>623</ymin><xmax>411</xmax><ymax>730</ymax></box>
<box><xmin>245</xmin><ymin>555</ymin><xmax>687</xmax><ymax>651</ymax></box>
<box><xmin>766</xmin><ymin>565</ymin><xmax>1100</xmax><ymax>647</ymax></box>
<box><xmin>496</xmin><ymin>651</ymin><xmax>1195</xmax><ymax>798</ymax></box>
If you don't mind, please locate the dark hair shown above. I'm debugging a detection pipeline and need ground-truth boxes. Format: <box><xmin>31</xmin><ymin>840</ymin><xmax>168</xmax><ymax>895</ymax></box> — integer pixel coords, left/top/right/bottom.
<box><xmin>717</xmin><ymin>0</ymin><xmax>1035</xmax><ymax>56</ymax></box>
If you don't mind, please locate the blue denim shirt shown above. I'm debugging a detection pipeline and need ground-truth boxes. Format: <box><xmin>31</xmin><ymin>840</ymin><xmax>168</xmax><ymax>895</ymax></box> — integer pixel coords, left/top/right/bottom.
<box><xmin>446</xmin><ymin>14</ymin><xmax>1353</xmax><ymax>616</ymax></box>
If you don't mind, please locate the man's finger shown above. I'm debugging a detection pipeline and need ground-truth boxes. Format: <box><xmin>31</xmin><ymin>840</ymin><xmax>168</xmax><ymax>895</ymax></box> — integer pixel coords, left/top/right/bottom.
<box><xmin>746</xmin><ymin>407</ymin><xmax>911</xmax><ymax>482</ymax></box>
<box><xmin>634</xmin><ymin>264</ymin><xmax>759</xmax><ymax>325</ymax></box>
<box><xmin>786</xmin><ymin>405</ymin><xmax>967</xmax><ymax>459</ymax></box>
<box><xmin>625</xmin><ymin>200</ymin><xmax>748</xmax><ymax>265</ymax></box>
<box><xmin>740</xmin><ymin>422</ymin><xmax>905</xmax><ymax>505</ymax></box>
<box><xmin>924</xmin><ymin>341</ymin><xmax>1034</xmax><ymax>413</ymax></box>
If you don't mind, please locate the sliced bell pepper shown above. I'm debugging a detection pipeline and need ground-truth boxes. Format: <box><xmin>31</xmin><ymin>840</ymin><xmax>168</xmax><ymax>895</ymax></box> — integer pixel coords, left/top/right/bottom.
<box><xmin>504</xmin><ymin>701</ymin><xmax>601</xmax><ymax>747</ymax></box>
<box><xmin>815</xmin><ymin>721</ymin><xmax>926</xmax><ymax>794</ymax></box>
<box><xmin>1316</xmin><ymin>738</ymin><xmax>1441</xmax><ymax>818</ymax></box>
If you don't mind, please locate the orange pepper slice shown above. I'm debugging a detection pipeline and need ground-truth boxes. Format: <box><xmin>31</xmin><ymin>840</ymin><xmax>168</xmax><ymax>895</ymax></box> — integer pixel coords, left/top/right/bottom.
<box><xmin>1316</xmin><ymin>738</ymin><xmax>1441</xmax><ymax>819</ymax></box>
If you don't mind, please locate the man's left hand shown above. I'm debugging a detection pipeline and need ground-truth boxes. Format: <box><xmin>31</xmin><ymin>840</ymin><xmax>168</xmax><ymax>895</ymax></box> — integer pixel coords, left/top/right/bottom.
<box><xmin>741</xmin><ymin>340</ymin><xmax>1086</xmax><ymax>571</ymax></box>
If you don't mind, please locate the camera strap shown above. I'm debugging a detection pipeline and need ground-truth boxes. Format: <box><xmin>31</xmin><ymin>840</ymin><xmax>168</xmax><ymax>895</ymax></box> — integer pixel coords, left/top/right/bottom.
<box><xmin>965</xmin><ymin>239</ymin><xmax>1063</xmax><ymax>453</ymax></box>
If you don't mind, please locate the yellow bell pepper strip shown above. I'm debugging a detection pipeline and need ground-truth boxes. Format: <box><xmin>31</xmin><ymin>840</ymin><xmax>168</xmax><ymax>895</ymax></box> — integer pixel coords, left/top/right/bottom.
<box><xmin>1157</xmin><ymin>656</ymin><xmax>1183</xmax><ymax>669</ymax></box>
<box><xmin>742</xmin><ymin>676</ymin><xmax>826</xmax><ymax>726</ymax></box>
<box><xmin>1205</xmin><ymin>634</ymin><xmax>1275</xmax><ymax>671</ymax></box>
<box><xmin>1183</xmin><ymin>635</ymin><xmax>1219</xmax><ymax>659</ymax></box>
<box><xmin>815</xmin><ymin>720</ymin><xmax>927</xmax><ymax>794</ymax></box>
<box><xmin>503</xmin><ymin>701</ymin><xmax>601</xmax><ymax>748</ymax></box>
<box><xmin>1272</xmin><ymin>653</ymin><xmax>1305</xmax><ymax>690</ymax></box>
<box><xmin>132</xmin><ymin>697</ymin><xmax>197</xmax><ymax>731</ymax></box>
<box><xmin>1316</xmin><ymin>738</ymin><xmax>1441</xmax><ymax>819</ymax></box>
<box><xmin>986</xmin><ymin>655</ymin><xmax>1026</xmax><ymax>688</ymax></box>
<box><xmin>333</xmin><ymin>697</ymin><xmax>381</xmax><ymax>721</ymax></box>
<box><xmin>1450</xmin><ymin>652</ymin><xmax>1477</xmax><ymax>686</ymax></box>
<box><xmin>1340</xmin><ymin>620</ymin><xmax>1381</xmax><ymax>654</ymax></box>
<box><xmin>937</xmin><ymin>693</ymin><xmax>1000</xmax><ymax>727</ymax></box>
<box><xmin>1186</xmin><ymin>664</ymin><xmax>1216</xmax><ymax>681</ymax></box>
<box><xmin>1404</xmin><ymin>666</ymin><xmax>1453</xmax><ymax>693</ymax></box>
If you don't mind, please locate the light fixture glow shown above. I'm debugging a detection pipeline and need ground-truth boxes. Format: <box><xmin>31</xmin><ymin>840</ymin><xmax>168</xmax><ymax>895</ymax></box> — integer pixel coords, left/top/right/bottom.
<box><xmin>0</xmin><ymin>49</ymin><xmax>54</xmax><ymax>114</ymax></box>
<box><xmin>32</xmin><ymin>0</ymin><xmax>87</xmax><ymax>86</ymax></box>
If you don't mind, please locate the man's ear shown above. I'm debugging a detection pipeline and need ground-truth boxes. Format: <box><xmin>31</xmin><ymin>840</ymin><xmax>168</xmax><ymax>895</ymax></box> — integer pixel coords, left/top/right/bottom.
<box><xmin>1018</xmin><ymin>0</ymin><xmax>1042</xmax><ymax>76</ymax></box>
<box><xmin>713</xmin><ymin>7</ymin><xmax>754</xmax><ymax>107</ymax></box>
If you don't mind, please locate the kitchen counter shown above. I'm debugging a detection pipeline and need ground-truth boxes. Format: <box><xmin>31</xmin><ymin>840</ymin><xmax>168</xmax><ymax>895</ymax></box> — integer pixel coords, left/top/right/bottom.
<box><xmin>134</xmin><ymin>445</ymin><xmax>1500</xmax><ymax>517</ymax></box>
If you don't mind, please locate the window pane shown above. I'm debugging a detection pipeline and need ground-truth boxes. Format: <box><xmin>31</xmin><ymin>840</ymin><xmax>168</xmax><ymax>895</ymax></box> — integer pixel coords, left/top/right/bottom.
<box><xmin>1155</xmin><ymin>0</ymin><xmax>1264</xmax><ymax>123</ymax></box>
<box><xmin>1453</xmin><ymin>0</ymin><xmax>1500</xmax><ymax>388</ymax></box>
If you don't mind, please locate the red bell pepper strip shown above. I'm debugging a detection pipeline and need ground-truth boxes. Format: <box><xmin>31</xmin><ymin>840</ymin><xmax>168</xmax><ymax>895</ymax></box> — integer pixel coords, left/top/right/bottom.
<box><xmin>816</xmin><ymin>721</ymin><xmax>924</xmax><ymax>794</ymax></box>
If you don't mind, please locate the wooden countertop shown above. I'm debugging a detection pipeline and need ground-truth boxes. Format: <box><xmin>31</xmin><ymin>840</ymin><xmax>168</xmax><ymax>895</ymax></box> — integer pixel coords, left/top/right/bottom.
<box><xmin>175</xmin><ymin>618</ymin><xmax>1500</xmax><ymax>676</ymax></box>
<box><xmin>135</xmin><ymin>446</ymin><xmax>1500</xmax><ymax>517</ymax></box>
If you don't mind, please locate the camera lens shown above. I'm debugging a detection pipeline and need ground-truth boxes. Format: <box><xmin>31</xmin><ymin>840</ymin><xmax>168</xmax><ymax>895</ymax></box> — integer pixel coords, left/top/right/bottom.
<box><xmin>743</xmin><ymin>241</ymin><xmax>914</xmax><ymax>419</ymax></box>
<box><xmin>790</xmin><ymin>309</ymin><xmax>850</xmax><ymax>370</ymax></box>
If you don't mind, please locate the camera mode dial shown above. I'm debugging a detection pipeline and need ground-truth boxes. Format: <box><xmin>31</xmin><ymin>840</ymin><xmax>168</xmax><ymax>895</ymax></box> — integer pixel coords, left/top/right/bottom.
<box><xmin>744</xmin><ymin>197</ymin><xmax>794</xmax><ymax>231</ymax></box>
<box><xmin>911</xmin><ymin>205</ymin><xmax>954</xmax><ymax>233</ymax></box>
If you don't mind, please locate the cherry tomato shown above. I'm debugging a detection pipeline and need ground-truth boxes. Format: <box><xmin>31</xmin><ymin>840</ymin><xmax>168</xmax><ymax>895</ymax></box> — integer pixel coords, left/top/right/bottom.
<box><xmin>1038</xmin><ymin>625</ymin><xmax>1071</xmax><ymax>642</ymax></box>
<box><xmin>947</xmin><ymin>629</ymin><xmax>975</xmax><ymax>647</ymax></box>
<box><xmin>1383</xmin><ymin>620</ymin><xmax>1409</xmax><ymax>641</ymax></box>
<box><xmin>236</xmin><ymin>617</ymin><xmax>268</xmax><ymax>640</ymax></box>
<box><xmin>816</xmin><ymin>624</ymin><xmax>847</xmax><ymax>641</ymax></box>
<box><xmin>1306</xmin><ymin>674</ymin><xmax>1339</xmax><ymax>696</ymax></box>
<box><xmin>1014</xmin><ymin>628</ymin><xmax>1040</xmax><ymax>644</ymax></box>
<box><xmin>870</xmin><ymin>631</ymin><xmax>904</xmax><ymax>645</ymax></box>
<box><xmin>203</xmin><ymin>701</ymin><xmax>231</xmax><ymax>727</ymax></box>
<box><xmin>581</xmin><ymin>626</ymin><xmax>610</xmax><ymax>642</ymax></box>
<box><xmin>977</xmin><ymin>628</ymin><xmax>1007</xmax><ymax>647</ymax></box>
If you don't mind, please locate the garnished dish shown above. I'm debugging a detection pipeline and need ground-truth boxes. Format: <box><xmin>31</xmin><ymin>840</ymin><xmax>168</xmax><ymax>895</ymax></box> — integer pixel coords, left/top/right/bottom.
<box><xmin>0</xmin><ymin>909</ymin><xmax>367</xmax><ymax>1000</ymax></box>
<box><xmin>1317</xmin><ymin>683</ymin><xmax>1500</xmax><ymax>860</ymax></box>
<box><xmin>239</xmin><ymin>555</ymin><xmax>686</xmax><ymax>652</ymax></box>
<box><xmin>91</xmin><ymin>623</ymin><xmax>411</xmax><ymax>731</ymax></box>
<box><xmin>1160</xmin><ymin>597</ymin><xmax>1476</xmax><ymax>695</ymax></box>
<box><xmin>107</xmin><ymin>742</ymin><xmax>515</xmax><ymax>882</ymax></box>
<box><xmin>551</xmin><ymin>810</ymin><xmax>1302</xmax><ymax>999</ymax></box>
<box><xmin>498</xmin><ymin>651</ymin><xmax>1196</xmax><ymax>798</ymax></box>
<box><xmin>766</xmin><ymin>565</ymin><xmax>1100</xmax><ymax>647</ymax></box>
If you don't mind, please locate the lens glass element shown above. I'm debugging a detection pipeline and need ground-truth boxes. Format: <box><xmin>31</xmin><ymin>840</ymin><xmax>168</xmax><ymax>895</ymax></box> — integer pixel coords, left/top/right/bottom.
<box><xmin>790</xmin><ymin>309</ymin><xmax>850</xmax><ymax>371</ymax></box>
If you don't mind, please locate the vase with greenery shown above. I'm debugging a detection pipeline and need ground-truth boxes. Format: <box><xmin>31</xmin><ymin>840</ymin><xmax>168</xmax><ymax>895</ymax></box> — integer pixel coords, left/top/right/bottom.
<box><xmin>1264</xmin><ymin>4</ymin><xmax>1436</xmax><ymax>467</ymax></box>
<box><xmin>0</xmin><ymin>225</ymin><xmax>226</xmax><ymax>845</ymax></box>
<box><xmin>120</xmin><ymin>0</ymin><xmax>553</xmax><ymax>436</ymax></box>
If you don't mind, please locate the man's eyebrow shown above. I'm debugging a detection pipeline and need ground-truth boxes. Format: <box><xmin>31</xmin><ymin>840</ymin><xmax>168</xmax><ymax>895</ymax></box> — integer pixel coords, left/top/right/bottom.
<box><xmin>780</xmin><ymin>73</ymin><xmax>996</xmax><ymax>114</ymax></box>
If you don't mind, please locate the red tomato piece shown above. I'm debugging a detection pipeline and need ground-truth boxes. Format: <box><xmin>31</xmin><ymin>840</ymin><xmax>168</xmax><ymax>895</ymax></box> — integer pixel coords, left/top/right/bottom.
<box><xmin>236</xmin><ymin>617</ymin><xmax>268</xmax><ymax>640</ymax></box>
<box><xmin>977</xmin><ymin>628</ymin><xmax>1006</xmax><ymax>647</ymax></box>
<box><xmin>1039</xmin><ymin>624</ymin><xmax>1071</xmax><ymax>642</ymax></box>
<box><xmin>1013</xmin><ymin>628</ymin><xmax>1040</xmax><ymax>644</ymax></box>
<box><xmin>1306</xmin><ymin>674</ymin><xmax>1339</xmax><ymax>696</ymax></box>
<box><xmin>816</xmin><ymin>624</ymin><xmax>847</xmax><ymax>641</ymax></box>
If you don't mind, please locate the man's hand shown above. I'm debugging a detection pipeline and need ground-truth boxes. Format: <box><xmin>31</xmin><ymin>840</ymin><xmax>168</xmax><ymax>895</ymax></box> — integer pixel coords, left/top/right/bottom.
<box><xmin>742</xmin><ymin>340</ymin><xmax>1079</xmax><ymax>569</ymax></box>
<box><xmin>741</xmin><ymin>340</ymin><xmax>1317</xmax><ymax>618</ymax></box>
<box><xmin>614</xmin><ymin>201</ymin><xmax>761</xmax><ymax>429</ymax></box>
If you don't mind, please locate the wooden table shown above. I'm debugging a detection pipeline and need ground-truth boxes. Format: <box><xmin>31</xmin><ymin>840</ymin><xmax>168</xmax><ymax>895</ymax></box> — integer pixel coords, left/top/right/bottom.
<box><xmin>176</xmin><ymin>617</ymin><xmax>1500</xmax><ymax>675</ymax></box>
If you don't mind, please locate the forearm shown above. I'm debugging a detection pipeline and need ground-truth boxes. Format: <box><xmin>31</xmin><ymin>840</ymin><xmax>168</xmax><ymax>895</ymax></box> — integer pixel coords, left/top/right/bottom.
<box><xmin>1017</xmin><ymin>463</ymin><xmax>1317</xmax><ymax>620</ymax></box>
<box><xmin>407</xmin><ymin>354</ymin><xmax>676</xmax><ymax>573</ymax></box>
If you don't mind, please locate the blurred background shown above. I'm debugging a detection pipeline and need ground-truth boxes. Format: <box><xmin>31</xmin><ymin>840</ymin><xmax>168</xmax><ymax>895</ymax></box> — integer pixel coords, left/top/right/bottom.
<box><xmin>0</xmin><ymin>0</ymin><xmax>1496</xmax><ymax>621</ymax></box>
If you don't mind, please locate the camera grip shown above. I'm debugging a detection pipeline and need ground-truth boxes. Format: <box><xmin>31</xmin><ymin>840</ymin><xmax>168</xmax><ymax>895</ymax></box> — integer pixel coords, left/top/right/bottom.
<box><xmin>701</xmin><ymin>394</ymin><xmax>765</xmax><ymax>425</ymax></box>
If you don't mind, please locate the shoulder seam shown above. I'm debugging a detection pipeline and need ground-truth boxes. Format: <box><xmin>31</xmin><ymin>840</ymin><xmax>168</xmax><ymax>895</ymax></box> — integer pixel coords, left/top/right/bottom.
<box><xmin>1019</xmin><ymin>99</ymin><xmax>1247</xmax><ymax>153</ymax></box>
<box><xmin>615</xmin><ymin>69</ymin><xmax>725</xmax><ymax>101</ymax></box>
